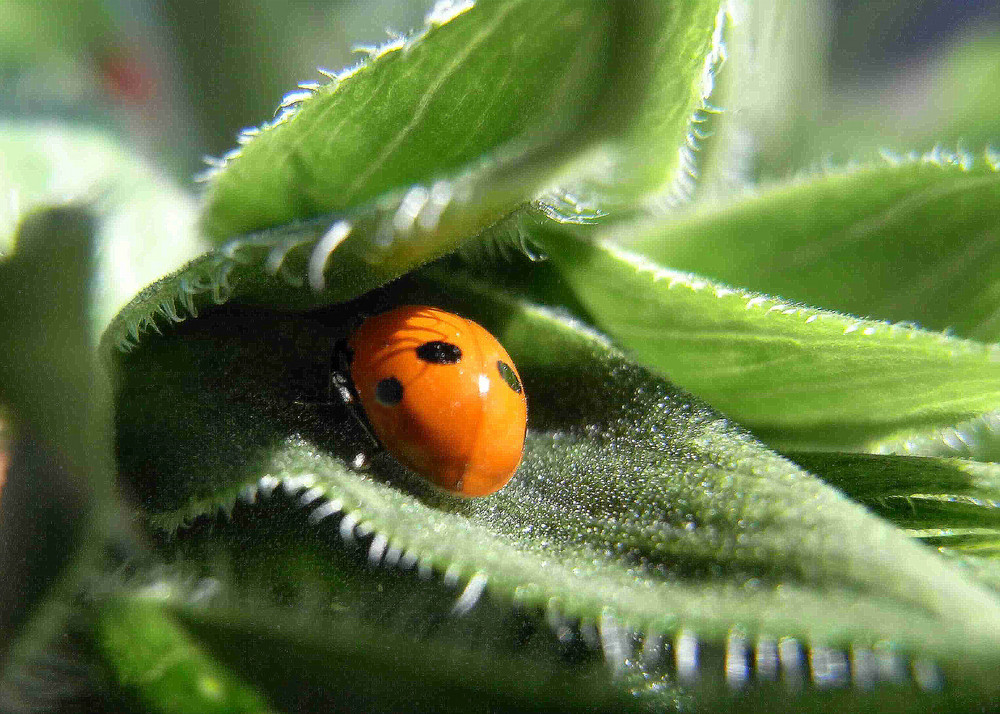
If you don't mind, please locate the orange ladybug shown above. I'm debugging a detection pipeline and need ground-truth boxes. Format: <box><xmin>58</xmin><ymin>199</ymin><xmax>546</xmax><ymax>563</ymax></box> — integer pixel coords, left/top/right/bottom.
<box><xmin>345</xmin><ymin>305</ymin><xmax>526</xmax><ymax>497</ymax></box>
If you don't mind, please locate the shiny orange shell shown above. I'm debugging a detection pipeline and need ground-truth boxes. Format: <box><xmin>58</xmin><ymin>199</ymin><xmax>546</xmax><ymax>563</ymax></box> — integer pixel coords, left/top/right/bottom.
<box><xmin>347</xmin><ymin>305</ymin><xmax>526</xmax><ymax>497</ymax></box>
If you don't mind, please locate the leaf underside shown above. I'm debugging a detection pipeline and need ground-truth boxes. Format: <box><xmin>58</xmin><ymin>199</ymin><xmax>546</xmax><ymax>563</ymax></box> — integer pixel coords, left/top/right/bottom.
<box><xmin>103</xmin><ymin>0</ymin><xmax>721</xmax><ymax>358</ymax></box>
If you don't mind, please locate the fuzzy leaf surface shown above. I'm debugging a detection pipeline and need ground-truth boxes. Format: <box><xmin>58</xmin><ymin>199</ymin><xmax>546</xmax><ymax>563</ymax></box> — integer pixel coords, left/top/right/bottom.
<box><xmin>793</xmin><ymin>452</ymin><xmax>1000</xmax><ymax>582</ymax></box>
<box><xmin>540</xmin><ymin>228</ymin><xmax>1000</xmax><ymax>451</ymax></box>
<box><xmin>110</xmin><ymin>273</ymin><xmax>1000</xmax><ymax>710</ymax></box>
<box><xmin>620</xmin><ymin>151</ymin><xmax>1000</xmax><ymax>343</ymax></box>
<box><xmin>867</xmin><ymin>412</ymin><xmax>1000</xmax><ymax>462</ymax></box>
<box><xmin>537</xmin><ymin>1</ymin><xmax>722</xmax><ymax>218</ymax></box>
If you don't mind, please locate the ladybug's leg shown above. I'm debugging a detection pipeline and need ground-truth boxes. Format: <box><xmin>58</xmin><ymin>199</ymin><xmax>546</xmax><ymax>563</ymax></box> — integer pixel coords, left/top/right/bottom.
<box><xmin>330</xmin><ymin>366</ymin><xmax>355</xmax><ymax>407</ymax></box>
<box><xmin>332</xmin><ymin>339</ymin><xmax>381</xmax><ymax>450</ymax></box>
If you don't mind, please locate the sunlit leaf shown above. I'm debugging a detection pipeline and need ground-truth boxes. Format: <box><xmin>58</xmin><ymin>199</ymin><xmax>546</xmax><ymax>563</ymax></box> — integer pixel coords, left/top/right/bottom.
<box><xmin>540</xmin><ymin>227</ymin><xmax>1000</xmax><ymax>451</ymax></box>
<box><xmin>868</xmin><ymin>412</ymin><xmax>1000</xmax><ymax>462</ymax></box>
<box><xmin>793</xmin><ymin>451</ymin><xmax>1000</xmax><ymax>592</ymax></box>
<box><xmin>104</xmin><ymin>1</ymin><xmax>721</xmax><ymax>355</ymax></box>
<box><xmin>619</xmin><ymin>150</ymin><xmax>1000</xmax><ymax>343</ymax></box>
<box><xmin>537</xmin><ymin>1</ymin><xmax>723</xmax><ymax>217</ymax></box>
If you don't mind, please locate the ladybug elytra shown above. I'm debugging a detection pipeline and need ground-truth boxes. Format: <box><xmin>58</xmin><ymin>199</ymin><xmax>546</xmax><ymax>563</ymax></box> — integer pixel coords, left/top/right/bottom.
<box><xmin>345</xmin><ymin>305</ymin><xmax>526</xmax><ymax>496</ymax></box>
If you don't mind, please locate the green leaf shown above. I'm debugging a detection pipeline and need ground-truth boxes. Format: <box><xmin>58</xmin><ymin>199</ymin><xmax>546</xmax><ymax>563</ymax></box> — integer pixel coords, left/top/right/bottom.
<box><xmin>193</xmin><ymin>1</ymin><xmax>698</xmax><ymax>294</ymax></box>
<box><xmin>0</xmin><ymin>207</ymin><xmax>113</xmax><ymax>685</ymax></box>
<box><xmin>791</xmin><ymin>452</ymin><xmax>1000</xmax><ymax>533</ymax></box>
<box><xmin>94</xmin><ymin>599</ymin><xmax>272</xmax><ymax>714</ymax></box>
<box><xmin>0</xmin><ymin>121</ymin><xmax>208</xmax><ymax>343</ymax></box>
<box><xmin>868</xmin><ymin>412</ymin><xmax>1000</xmax><ymax>462</ymax></box>
<box><xmin>103</xmin><ymin>1</ymin><xmax>723</xmax><ymax>356</ymax></box>
<box><xmin>111</xmin><ymin>272</ymin><xmax>1000</xmax><ymax>708</ymax></box>
<box><xmin>790</xmin><ymin>451</ymin><xmax>1000</xmax><ymax>591</ymax></box>
<box><xmin>201</xmin><ymin>1</ymin><xmax>667</xmax><ymax>238</ymax></box>
<box><xmin>98</xmin><ymin>585</ymin><xmax>645</xmax><ymax>714</ymax></box>
<box><xmin>539</xmin><ymin>227</ymin><xmax>1000</xmax><ymax>451</ymax></box>
<box><xmin>619</xmin><ymin>149</ymin><xmax>1000</xmax><ymax>343</ymax></box>
<box><xmin>538</xmin><ymin>1</ymin><xmax>724</xmax><ymax>216</ymax></box>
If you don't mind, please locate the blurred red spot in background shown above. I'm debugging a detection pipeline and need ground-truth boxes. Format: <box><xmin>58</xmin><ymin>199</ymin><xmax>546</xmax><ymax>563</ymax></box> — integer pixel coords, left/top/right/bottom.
<box><xmin>96</xmin><ymin>46</ymin><xmax>157</xmax><ymax>107</ymax></box>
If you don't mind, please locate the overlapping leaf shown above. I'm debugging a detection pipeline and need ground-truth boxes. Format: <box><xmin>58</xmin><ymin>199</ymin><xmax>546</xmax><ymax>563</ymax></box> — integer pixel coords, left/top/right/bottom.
<box><xmin>108</xmin><ymin>272</ymin><xmax>1000</xmax><ymax>710</ymax></box>
<box><xmin>6</xmin><ymin>2</ymin><xmax>997</xmax><ymax>712</ymax></box>
<box><xmin>102</xmin><ymin>0</ymin><xmax>721</xmax><ymax>358</ymax></box>
<box><xmin>793</xmin><ymin>452</ymin><xmax>1000</xmax><ymax>591</ymax></box>
<box><xmin>540</xmin><ymin>227</ymin><xmax>1000</xmax><ymax>452</ymax></box>
<box><xmin>537</xmin><ymin>1</ymin><xmax>723</xmax><ymax>217</ymax></box>
<box><xmin>0</xmin><ymin>121</ymin><xmax>206</xmax><ymax>342</ymax></box>
<box><xmin>193</xmin><ymin>0</ymin><xmax>680</xmax><ymax>294</ymax></box>
<box><xmin>618</xmin><ymin>149</ymin><xmax>1000</xmax><ymax>343</ymax></box>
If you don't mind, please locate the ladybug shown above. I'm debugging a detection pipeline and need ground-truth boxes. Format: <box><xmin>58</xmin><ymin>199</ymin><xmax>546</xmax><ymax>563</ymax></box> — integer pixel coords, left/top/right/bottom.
<box><xmin>341</xmin><ymin>305</ymin><xmax>527</xmax><ymax>497</ymax></box>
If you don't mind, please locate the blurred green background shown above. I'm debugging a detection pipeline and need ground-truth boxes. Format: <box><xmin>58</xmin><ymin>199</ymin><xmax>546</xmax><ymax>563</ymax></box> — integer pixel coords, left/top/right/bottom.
<box><xmin>2</xmin><ymin>0</ymin><xmax>999</xmax><ymax>186</ymax></box>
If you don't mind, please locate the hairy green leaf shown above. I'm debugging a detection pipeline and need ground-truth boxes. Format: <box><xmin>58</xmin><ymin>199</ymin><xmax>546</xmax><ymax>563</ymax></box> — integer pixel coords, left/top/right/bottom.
<box><xmin>102</xmin><ymin>1</ymin><xmax>722</xmax><ymax>357</ymax></box>
<box><xmin>109</xmin><ymin>272</ymin><xmax>1000</xmax><ymax>709</ymax></box>
<box><xmin>868</xmin><ymin>412</ymin><xmax>1000</xmax><ymax>461</ymax></box>
<box><xmin>620</xmin><ymin>150</ymin><xmax>1000</xmax><ymax>343</ymax></box>
<box><xmin>538</xmin><ymin>1</ymin><xmax>723</xmax><ymax>217</ymax></box>
<box><xmin>792</xmin><ymin>451</ymin><xmax>1000</xmax><ymax>590</ymax></box>
<box><xmin>540</xmin><ymin>228</ymin><xmax>1000</xmax><ymax>451</ymax></box>
<box><xmin>100</xmin><ymin>587</ymin><xmax>646</xmax><ymax>714</ymax></box>
<box><xmin>793</xmin><ymin>452</ymin><xmax>1000</xmax><ymax>532</ymax></box>
<box><xmin>193</xmin><ymin>1</ymin><xmax>699</xmax><ymax>300</ymax></box>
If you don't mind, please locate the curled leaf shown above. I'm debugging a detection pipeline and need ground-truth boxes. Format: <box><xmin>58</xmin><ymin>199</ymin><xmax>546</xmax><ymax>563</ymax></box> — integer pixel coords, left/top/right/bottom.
<box><xmin>110</xmin><ymin>272</ymin><xmax>1000</xmax><ymax>709</ymax></box>
<box><xmin>103</xmin><ymin>0</ymin><xmax>721</xmax><ymax>356</ymax></box>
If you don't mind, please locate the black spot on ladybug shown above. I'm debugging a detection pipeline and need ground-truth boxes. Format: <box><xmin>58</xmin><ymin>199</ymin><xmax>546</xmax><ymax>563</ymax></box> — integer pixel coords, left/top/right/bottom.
<box><xmin>497</xmin><ymin>360</ymin><xmax>522</xmax><ymax>394</ymax></box>
<box><xmin>416</xmin><ymin>341</ymin><xmax>462</xmax><ymax>364</ymax></box>
<box><xmin>375</xmin><ymin>376</ymin><xmax>404</xmax><ymax>406</ymax></box>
